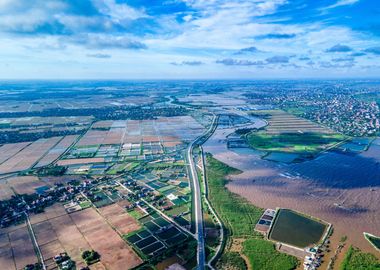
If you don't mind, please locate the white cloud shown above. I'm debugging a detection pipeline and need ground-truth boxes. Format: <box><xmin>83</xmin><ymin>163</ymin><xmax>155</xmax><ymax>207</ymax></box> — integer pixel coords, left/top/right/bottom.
<box><xmin>55</xmin><ymin>14</ymin><xmax>107</xmax><ymax>32</ymax></box>
<box><xmin>0</xmin><ymin>0</ymin><xmax>379</xmax><ymax>79</ymax></box>
<box><xmin>0</xmin><ymin>9</ymin><xmax>49</xmax><ymax>32</ymax></box>
<box><xmin>0</xmin><ymin>0</ymin><xmax>67</xmax><ymax>32</ymax></box>
<box><xmin>323</xmin><ymin>0</ymin><xmax>360</xmax><ymax>10</ymax></box>
<box><xmin>147</xmin><ymin>0</ymin><xmax>290</xmax><ymax>50</ymax></box>
<box><xmin>92</xmin><ymin>0</ymin><xmax>148</xmax><ymax>23</ymax></box>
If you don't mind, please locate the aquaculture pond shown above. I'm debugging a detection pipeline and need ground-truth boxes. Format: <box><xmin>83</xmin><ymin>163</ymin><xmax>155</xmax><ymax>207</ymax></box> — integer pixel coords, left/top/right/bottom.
<box><xmin>269</xmin><ymin>209</ymin><xmax>327</xmax><ymax>248</ymax></box>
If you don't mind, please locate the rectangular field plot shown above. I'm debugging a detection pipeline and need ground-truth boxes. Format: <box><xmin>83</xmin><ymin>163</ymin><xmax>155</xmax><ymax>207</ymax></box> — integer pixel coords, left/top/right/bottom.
<box><xmin>34</xmin><ymin>135</ymin><xmax>78</xmax><ymax>168</ymax></box>
<box><xmin>126</xmin><ymin>230</ymin><xmax>165</xmax><ymax>258</ymax></box>
<box><xmin>247</xmin><ymin>110</ymin><xmax>346</xmax><ymax>158</ymax></box>
<box><xmin>0</xmin><ymin>142</ymin><xmax>30</xmax><ymax>165</ymax></box>
<box><xmin>259</xmin><ymin>110</ymin><xmax>335</xmax><ymax>135</ymax></box>
<box><xmin>4</xmin><ymin>176</ymin><xmax>48</xmax><ymax>196</ymax></box>
<box><xmin>98</xmin><ymin>203</ymin><xmax>141</xmax><ymax>235</ymax></box>
<box><xmin>0</xmin><ymin>137</ymin><xmax>62</xmax><ymax>174</ymax></box>
<box><xmin>125</xmin><ymin>211</ymin><xmax>189</xmax><ymax>258</ymax></box>
<box><xmin>57</xmin><ymin>157</ymin><xmax>105</xmax><ymax>166</ymax></box>
<box><xmin>70</xmin><ymin>208</ymin><xmax>142</xmax><ymax>270</ymax></box>
<box><xmin>31</xmin><ymin>213</ymin><xmax>91</xmax><ymax>270</ymax></box>
<box><xmin>140</xmin><ymin>241</ymin><xmax>165</xmax><ymax>255</ymax></box>
<box><xmin>165</xmin><ymin>233</ymin><xmax>187</xmax><ymax>246</ymax></box>
<box><xmin>135</xmin><ymin>236</ymin><xmax>159</xmax><ymax>249</ymax></box>
<box><xmin>89</xmin><ymin>191</ymin><xmax>113</xmax><ymax>208</ymax></box>
<box><xmin>156</xmin><ymin>227</ymin><xmax>180</xmax><ymax>240</ymax></box>
<box><xmin>65</xmin><ymin>145</ymin><xmax>99</xmax><ymax>158</ymax></box>
<box><xmin>95</xmin><ymin>145</ymin><xmax>120</xmax><ymax>157</ymax></box>
<box><xmin>0</xmin><ymin>182</ymin><xmax>15</xmax><ymax>200</ymax></box>
<box><xmin>0</xmin><ymin>233</ymin><xmax>16</xmax><ymax>270</ymax></box>
<box><xmin>0</xmin><ymin>223</ymin><xmax>38</xmax><ymax>270</ymax></box>
<box><xmin>76</xmin><ymin>130</ymin><xmax>108</xmax><ymax>146</ymax></box>
<box><xmin>269</xmin><ymin>209</ymin><xmax>327</xmax><ymax>248</ymax></box>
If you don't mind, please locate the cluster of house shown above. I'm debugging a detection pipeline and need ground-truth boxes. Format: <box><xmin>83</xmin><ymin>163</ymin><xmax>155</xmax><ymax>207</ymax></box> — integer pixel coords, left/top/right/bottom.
<box><xmin>0</xmin><ymin>179</ymin><xmax>97</xmax><ymax>228</ymax></box>
<box><xmin>54</xmin><ymin>252</ymin><xmax>75</xmax><ymax>270</ymax></box>
<box><xmin>304</xmin><ymin>246</ymin><xmax>325</xmax><ymax>270</ymax></box>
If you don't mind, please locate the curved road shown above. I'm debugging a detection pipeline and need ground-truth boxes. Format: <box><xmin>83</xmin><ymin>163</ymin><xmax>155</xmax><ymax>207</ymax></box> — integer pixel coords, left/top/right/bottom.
<box><xmin>187</xmin><ymin>142</ymin><xmax>206</xmax><ymax>269</ymax></box>
<box><xmin>187</xmin><ymin>114</ymin><xmax>218</xmax><ymax>269</ymax></box>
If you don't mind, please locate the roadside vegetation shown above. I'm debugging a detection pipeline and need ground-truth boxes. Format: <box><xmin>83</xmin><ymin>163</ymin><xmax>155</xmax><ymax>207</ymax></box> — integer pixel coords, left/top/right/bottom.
<box><xmin>206</xmin><ymin>154</ymin><xmax>262</xmax><ymax>237</ymax></box>
<box><xmin>206</xmin><ymin>154</ymin><xmax>298</xmax><ymax>270</ymax></box>
<box><xmin>37</xmin><ymin>165</ymin><xmax>67</xmax><ymax>176</ymax></box>
<box><xmin>217</xmin><ymin>252</ymin><xmax>247</xmax><ymax>270</ymax></box>
<box><xmin>340</xmin><ymin>246</ymin><xmax>380</xmax><ymax>270</ymax></box>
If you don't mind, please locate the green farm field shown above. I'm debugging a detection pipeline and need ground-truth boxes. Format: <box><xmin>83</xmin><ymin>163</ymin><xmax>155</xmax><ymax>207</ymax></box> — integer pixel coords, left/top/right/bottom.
<box><xmin>247</xmin><ymin>131</ymin><xmax>346</xmax><ymax>154</ymax></box>
<box><xmin>243</xmin><ymin>238</ymin><xmax>299</xmax><ymax>270</ymax></box>
<box><xmin>247</xmin><ymin>109</ymin><xmax>347</xmax><ymax>159</ymax></box>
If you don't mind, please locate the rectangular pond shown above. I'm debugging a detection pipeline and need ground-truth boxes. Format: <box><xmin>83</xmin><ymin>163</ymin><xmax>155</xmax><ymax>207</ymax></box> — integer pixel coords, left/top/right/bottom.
<box><xmin>269</xmin><ymin>209</ymin><xmax>327</xmax><ymax>248</ymax></box>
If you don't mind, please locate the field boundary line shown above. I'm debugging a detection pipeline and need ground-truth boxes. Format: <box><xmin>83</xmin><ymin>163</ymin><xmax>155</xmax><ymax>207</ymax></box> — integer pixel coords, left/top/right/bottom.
<box><xmin>25</xmin><ymin>212</ymin><xmax>46</xmax><ymax>270</ymax></box>
<box><xmin>31</xmin><ymin>136</ymin><xmax>64</xmax><ymax>169</ymax></box>
<box><xmin>6</xmin><ymin>232</ymin><xmax>18</xmax><ymax>270</ymax></box>
<box><xmin>0</xmin><ymin>142</ymin><xmax>32</xmax><ymax>167</ymax></box>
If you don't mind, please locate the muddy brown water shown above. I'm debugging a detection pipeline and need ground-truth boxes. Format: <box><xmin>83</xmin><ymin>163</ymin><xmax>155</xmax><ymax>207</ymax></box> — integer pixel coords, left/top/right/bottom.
<box><xmin>204</xmin><ymin>125</ymin><xmax>380</xmax><ymax>256</ymax></box>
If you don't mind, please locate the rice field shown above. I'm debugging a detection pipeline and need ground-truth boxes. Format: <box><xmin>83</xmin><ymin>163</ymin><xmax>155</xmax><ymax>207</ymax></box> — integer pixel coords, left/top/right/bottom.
<box><xmin>34</xmin><ymin>135</ymin><xmax>78</xmax><ymax>168</ymax></box>
<box><xmin>76</xmin><ymin>116</ymin><xmax>204</xmax><ymax>148</ymax></box>
<box><xmin>247</xmin><ymin>110</ymin><xmax>346</xmax><ymax>159</ymax></box>
<box><xmin>70</xmin><ymin>207</ymin><xmax>143</xmax><ymax>270</ymax></box>
<box><xmin>97</xmin><ymin>203</ymin><xmax>141</xmax><ymax>235</ymax></box>
<box><xmin>0</xmin><ymin>137</ymin><xmax>62</xmax><ymax>174</ymax></box>
<box><xmin>57</xmin><ymin>157</ymin><xmax>105</xmax><ymax>166</ymax></box>
<box><xmin>0</xmin><ymin>142</ymin><xmax>31</xmax><ymax>164</ymax></box>
<box><xmin>61</xmin><ymin>116</ymin><xmax>204</xmax><ymax>168</ymax></box>
<box><xmin>252</xmin><ymin>110</ymin><xmax>334</xmax><ymax>135</ymax></box>
<box><xmin>0</xmin><ymin>175</ymin><xmax>52</xmax><ymax>200</ymax></box>
<box><xmin>7</xmin><ymin>176</ymin><xmax>48</xmax><ymax>195</ymax></box>
<box><xmin>2</xmin><ymin>224</ymin><xmax>38</xmax><ymax>270</ymax></box>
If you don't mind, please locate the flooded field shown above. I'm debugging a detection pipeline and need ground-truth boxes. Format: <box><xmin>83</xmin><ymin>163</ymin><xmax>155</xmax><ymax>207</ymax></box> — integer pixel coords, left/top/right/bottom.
<box><xmin>204</xmin><ymin>124</ymin><xmax>380</xmax><ymax>255</ymax></box>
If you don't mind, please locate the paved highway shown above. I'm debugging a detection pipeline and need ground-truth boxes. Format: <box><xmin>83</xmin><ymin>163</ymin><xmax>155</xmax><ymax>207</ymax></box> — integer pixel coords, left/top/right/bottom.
<box><xmin>187</xmin><ymin>115</ymin><xmax>218</xmax><ymax>269</ymax></box>
<box><xmin>187</xmin><ymin>142</ymin><xmax>206</xmax><ymax>269</ymax></box>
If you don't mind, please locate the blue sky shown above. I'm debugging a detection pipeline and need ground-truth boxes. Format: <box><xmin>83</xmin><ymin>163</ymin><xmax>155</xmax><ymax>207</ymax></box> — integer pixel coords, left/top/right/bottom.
<box><xmin>0</xmin><ymin>0</ymin><xmax>379</xmax><ymax>79</ymax></box>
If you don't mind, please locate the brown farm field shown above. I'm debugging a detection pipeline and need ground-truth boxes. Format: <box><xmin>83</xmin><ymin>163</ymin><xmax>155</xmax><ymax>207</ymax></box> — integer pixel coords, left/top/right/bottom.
<box><xmin>0</xmin><ymin>223</ymin><xmax>38</xmax><ymax>270</ymax></box>
<box><xmin>7</xmin><ymin>176</ymin><xmax>48</xmax><ymax>195</ymax></box>
<box><xmin>27</xmin><ymin>204</ymin><xmax>142</xmax><ymax>270</ymax></box>
<box><xmin>76</xmin><ymin>128</ymin><xmax>126</xmax><ymax>146</ymax></box>
<box><xmin>57</xmin><ymin>157</ymin><xmax>105</xmax><ymax>166</ymax></box>
<box><xmin>0</xmin><ymin>137</ymin><xmax>62</xmax><ymax>174</ymax></box>
<box><xmin>35</xmin><ymin>135</ymin><xmax>79</xmax><ymax>168</ymax></box>
<box><xmin>76</xmin><ymin>117</ymin><xmax>204</xmax><ymax>146</ymax></box>
<box><xmin>97</xmin><ymin>203</ymin><xmax>141</xmax><ymax>235</ymax></box>
<box><xmin>31</xmin><ymin>209</ymin><xmax>92</xmax><ymax>270</ymax></box>
<box><xmin>0</xmin><ymin>176</ymin><xmax>49</xmax><ymax>200</ymax></box>
<box><xmin>0</xmin><ymin>142</ymin><xmax>30</xmax><ymax>164</ymax></box>
<box><xmin>254</xmin><ymin>110</ymin><xmax>334</xmax><ymax>134</ymax></box>
<box><xmin>70</xmin><ymin>207</ymin><xmax>143</xmax><ymax>270</ymax></box>
<box><xmin>0</xmin><ymin>182</ymin><xmax>14</xmax><ymax>200</ymax></box>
